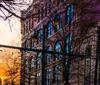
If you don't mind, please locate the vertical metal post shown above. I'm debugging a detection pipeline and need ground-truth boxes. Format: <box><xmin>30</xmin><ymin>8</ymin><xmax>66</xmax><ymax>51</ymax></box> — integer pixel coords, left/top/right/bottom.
<box><xmin>89</xmin><ymin>54</ymin><xmax>91</xmax><ymax>85</ymax></box>
<box><xmin>65</xmin><ymin>21</ymin><xmax>71</xmax><ymax>85</ymax></box>
<box><xmin>94</xmin><ymin>26</ymin><xmax>100</xmax><ymax>85</ymax></box>
<box><xmin>41</xmin><ymin>25</ymin><xmax>46</xmax><ymax>85</ymax></box>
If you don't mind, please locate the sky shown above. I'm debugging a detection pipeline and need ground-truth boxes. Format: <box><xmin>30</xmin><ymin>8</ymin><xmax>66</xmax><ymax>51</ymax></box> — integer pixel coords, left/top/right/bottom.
<box><xmin>0</xmin><ymin>0</ymin><xmax>33</xmax><ymax>46</ymax></box>
<box><xmin>0</xmin><ymin>17</ymin><xmax>21</xmax><ymax>46</ymax></box>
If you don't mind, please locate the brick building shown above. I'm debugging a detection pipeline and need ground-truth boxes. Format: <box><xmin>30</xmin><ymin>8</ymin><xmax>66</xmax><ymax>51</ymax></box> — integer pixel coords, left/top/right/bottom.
<box><xmin>20</xmin><ymin>0</ymin><xmax>100</xmax><ymax>85</ymax></box>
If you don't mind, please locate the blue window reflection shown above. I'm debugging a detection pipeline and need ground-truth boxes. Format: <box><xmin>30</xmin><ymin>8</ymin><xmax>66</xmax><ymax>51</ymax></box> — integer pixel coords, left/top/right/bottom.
<box><xmin>47</xmin><ymin>22</ymin><xmax>52</xmax><ymax>37</ymax></box>
<box><xmin>38</xmin><ymin>29</ymin><xmax>43</xmax><ymax>44</ymax></box>
<box><xmin>66</xmin><ymin>4</ymin><xmax>74</xmax><ymax>24</ymax></box>
<box><xmin>37</xmin><ymin>53</ymin><xmax>42</xmax><ymax>69</ymax></box>
<box><xmin>46</xmin><ymin>47</ymin><xmax>52</xmax><ymax>64</ymax></box>
<box><xmin>55</xmin><ymin>41</ymin><xmax>61</xmax><ymax>61</ymax></box>
<box><xmin>66</xmin><ymin>34</ymin><xmax>72</xmax><ymax>53</ymax></box>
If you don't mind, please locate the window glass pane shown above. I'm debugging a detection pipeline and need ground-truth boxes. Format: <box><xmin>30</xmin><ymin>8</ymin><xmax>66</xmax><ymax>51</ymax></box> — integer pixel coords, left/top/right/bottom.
<box><xmin>66</xmin><ymin>4</ymin><xmax>74</xmax><ymax>24</ymax></box>
<box><xmin>47</xmin><ymin>22</ymin><xmax>52</xmax><ymax>37</ymax></box>
<box><xmin>46</xmin><ymin>68</ymin><xmax>51</xmax><ymax>85</ymax></box>
<box><xmin>66</xmin><ymin>34</ymin><xmax>72</xmax><ymax>53</ymax></box>
<box><xmin>32</xmin><ymin>39</ymin><xmax>34</xmax><ymax>48</ymax></box>
<box><xmin>54</xmin><ymin>65</ymin><xmax>60</xmax><ymax>83</ymax></box>
<box><xmin>37</xmin><ymin>72</ymin><xmax>41</xmax><ymax>85</ymax></box>
<box><xmin>46</xmin><ymin>47</ymin><xmax>52</xmax><ymax>64</ymax></box>
<box><xmin>55</xmin><ymin>41</ymin><xmax>61</xmax><ymax>61</ymax></box>
<box><xmin>59</xmin><ymin>13</ymin><xmax>62</xmax><ymax>28</ymax></box>
<box><xmin>25</xmin><ymin>60</ymin><xmax>28</xmax><ymax>73</ymax></box>
<box><xmin>37</xmin><ymin>53</ymin><xmax>42</xmax><ymax>69</ymax></box>
<box><xmin>26</xmin><ymin>40</ymin><xmax>29</xmax><ymax>48</ymax></box>
<box><xmin>38</xmin><ymin>29</ymin><xmax>43</xmax><ymax>43</ymax></box>
<box><xmin>31</xmin><ymin>57</ymin><xmax>34</xmax><ymax>72</ymax></box>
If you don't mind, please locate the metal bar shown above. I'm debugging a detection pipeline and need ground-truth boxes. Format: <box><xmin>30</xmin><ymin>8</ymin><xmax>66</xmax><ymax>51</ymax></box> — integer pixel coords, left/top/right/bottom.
<box><xmin>94</xmin><ymin>26</ymin><xmax>100</xmax><ymax>85</ymax></box>
<box><xmin>0</xmin><ymin>44</ymin><xmax>85</xmax><ymax>57</ymax></box>
<box><xmin>41</xmin><ymin>25</ymin><xmax>46</xmax><ymax>85</ymax></box>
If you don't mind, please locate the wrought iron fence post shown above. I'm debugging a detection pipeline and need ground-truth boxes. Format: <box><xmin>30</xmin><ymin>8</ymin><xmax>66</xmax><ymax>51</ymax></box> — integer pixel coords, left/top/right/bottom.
<box><xmin>94</xmin><ymin>26</ymin><xmax>100</xmax><ymax>85</ymax></box>
<box><xmin>41</xmin><ymin>25</ymin><xmax>46</xmax><ymax>85</ymax></box>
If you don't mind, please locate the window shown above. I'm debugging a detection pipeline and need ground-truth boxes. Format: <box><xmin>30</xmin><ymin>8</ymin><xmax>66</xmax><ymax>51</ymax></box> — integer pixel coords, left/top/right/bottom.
<box><xmin>65</xmin><ymin>34</ymin><xmax>72</xmax><ymax>53</ymax></box>
<box><xmin>37</xmin><ymin>29</ymin><xmax>43</xmax><ymax>44</ymax></box>
<box><xmin>31</xmin><ymin>38</ymin><xmax>34</xmax><ymax>48</ymax></box>
<box><xmin>25</xmin><ymin>39</ymin><xmax>29</xmax><ymax>48</ymax></box>
<box><xmin>47</xmin><ymin>22</ymin><xmax>53</xmax><ymax>37</ymax></box>
<box><xmin>46</xmin><ymin>68</ymin><xmax>51</xmax><ymax>85</ymax></box>
<box><xmin>25</xmin><ymin>59</ymin><xmax>28</xmax><ymax>74</ymax></box>
<box><xmin>46</xmin><ymin>47</ymin><xmax>52</xmax><ymax>64</ymax></box>
<box><xmin>65</xmin><ymin>4</ymin><xmax>74</xmax><ymax>24</ymax></box>
<box><xmin>55</xmin><ymin>41</ymin><xmax>61</xmax><ymax>61</ymax></box>
<box><xmin>37</xmin><ymin>72</ymin><xmax>41</xmax><ymax>85</ymax></box>
<box><xmin>31</xmin><ymin>56</ymin><xmax>34</xmax><ymax>72</ymax></box>
<box><xmin>37</xmin><ymin>53</ymin><xmax>42</xmax><ymax>69</ymax></box>
<box><xmin>54</xmin><ymin>13</ymin><xmax>62</xmax><ymax>31</ymax></box>
<box><xmin>54</xmin><ymin>65</ymin><xmax>60</xmax><ymax>83</ymax></box>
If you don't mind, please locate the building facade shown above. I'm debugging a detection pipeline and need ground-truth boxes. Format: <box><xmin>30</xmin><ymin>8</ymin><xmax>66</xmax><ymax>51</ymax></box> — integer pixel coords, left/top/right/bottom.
<box><xmin>20</xmin><ymin>0</ymin><xmax>100</xmax><ymax>85</ymax></box>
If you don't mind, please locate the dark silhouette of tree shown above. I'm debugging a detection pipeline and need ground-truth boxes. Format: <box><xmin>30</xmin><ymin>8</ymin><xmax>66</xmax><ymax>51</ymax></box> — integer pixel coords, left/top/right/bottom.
<box><xmin>0</xmin><ymin>0</ymin><xmax>36</xmax><ymax>20</ymax></box>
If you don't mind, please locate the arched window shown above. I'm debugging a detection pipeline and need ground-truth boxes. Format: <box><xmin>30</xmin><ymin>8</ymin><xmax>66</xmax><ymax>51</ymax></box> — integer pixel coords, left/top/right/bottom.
<box><xmin>65</xmin><ymin>34</ymin><xmax>72</xmax><ymax>53</ymax></box>
<box><xmin>55</xmin><ymin>41</ymin><xmax>61</xmax><ymax>61</ymax></box>
<box><xmin>46</xmin><ymin>46</ymin><xmax>52</xmax><ymax>64</ymax></box>
<box><xmin>31</xmin><ymin>56</ymin><xmax>34</xmax><ymax>72</ymax></box>
<box><xmin>47</xmin><ymin>22</ymin><xmax>53</xmax><ymax>37</ymax></box>
<box><xmin>37</xmin><ymin>53</ymin><xmax>42</xmax><ymax>69</ymax></box>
